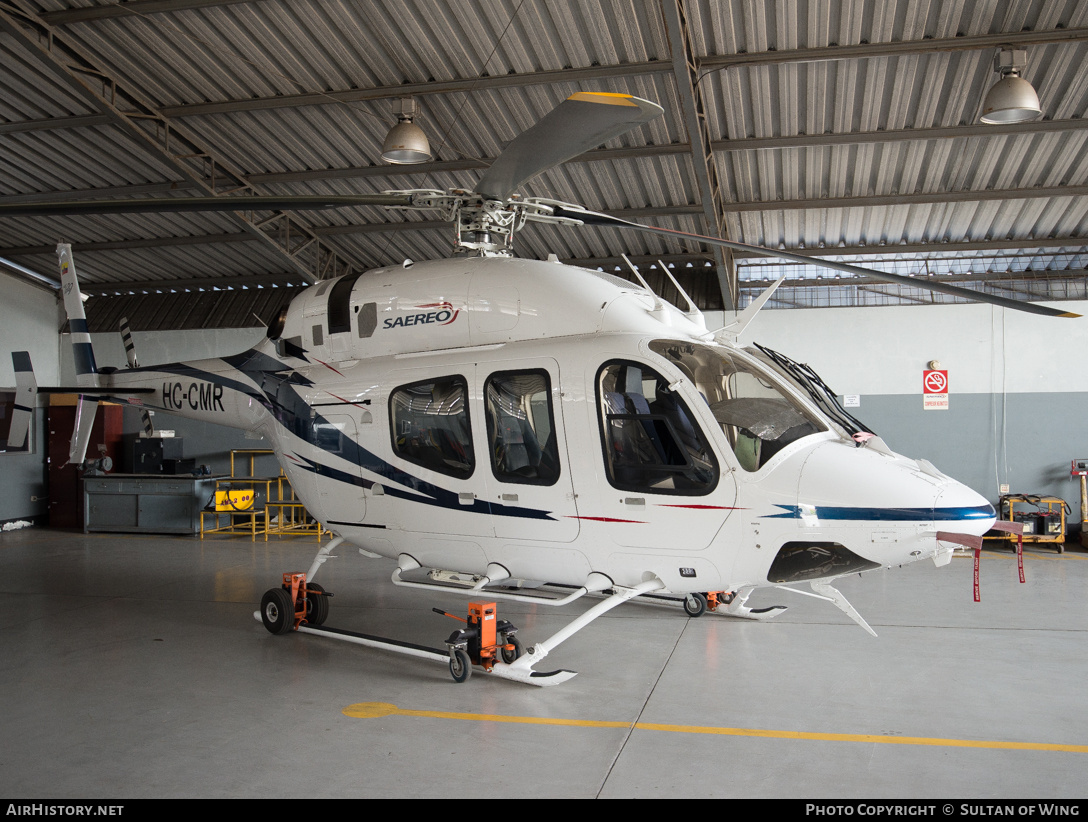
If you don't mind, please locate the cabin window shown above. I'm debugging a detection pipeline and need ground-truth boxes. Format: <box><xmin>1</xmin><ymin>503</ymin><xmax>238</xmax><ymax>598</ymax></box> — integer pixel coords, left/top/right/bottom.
<box><xmin>649</xmin><ymin>340</ymin><xmax>826</xmax><ymax>472</ymax></box>
<box><xmin>389</xmin><ymin>376</ymin><xmax>474</xmax><ymax>479</ymax></box>
<box><xmin>357</xmin><ymin>302</ymin><xmax>377</xmax><ymax>338</ymax></box>
<box><xmin>484</xmin><ymin>370</ymin><xmax>560</xmax><ymax>485</ymax></box>
<box><xmin>596</xmin><ymin>360</ymin><xmax>717</xmax><ymax>494</ymax></box>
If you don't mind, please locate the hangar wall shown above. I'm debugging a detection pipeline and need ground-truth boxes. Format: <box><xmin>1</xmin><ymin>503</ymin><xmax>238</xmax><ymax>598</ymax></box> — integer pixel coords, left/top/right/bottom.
<box><xmin>0</xmin><ymin>277</ymin><xmax>59</xmax><ymax>524</ymax></box>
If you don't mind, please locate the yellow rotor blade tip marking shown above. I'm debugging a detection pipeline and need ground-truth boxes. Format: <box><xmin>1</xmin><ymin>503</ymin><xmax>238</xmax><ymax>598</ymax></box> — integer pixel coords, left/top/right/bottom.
<box><xmin>568</xmin><ymin>91</ymin><xmax>637</xmax><ymax>106</ymax></box>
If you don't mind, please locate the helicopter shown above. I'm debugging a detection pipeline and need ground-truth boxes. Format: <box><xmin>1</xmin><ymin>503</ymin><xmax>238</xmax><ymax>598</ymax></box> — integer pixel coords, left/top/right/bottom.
<box><xmin>4</xmin><ymin>92</ymin><xmax>1071</xmax><ymax>686</ymax></box>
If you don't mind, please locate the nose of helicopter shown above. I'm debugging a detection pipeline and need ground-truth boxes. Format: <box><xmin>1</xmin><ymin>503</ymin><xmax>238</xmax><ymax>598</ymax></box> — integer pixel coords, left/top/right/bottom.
<box><xmin>792</xmin><ymin>440</ymin><xmax>996</xmax><ymax>558</ymax></box>
<box><xmin>933</xmin><ymin>478</ymin><xmax>997</xmax><ymax>536</ymax></box>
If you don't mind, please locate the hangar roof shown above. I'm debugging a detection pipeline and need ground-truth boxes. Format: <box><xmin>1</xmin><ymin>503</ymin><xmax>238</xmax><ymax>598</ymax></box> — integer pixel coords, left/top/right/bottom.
<box><xmin>1</xmin><ymin>0</ymin><xmax>1086</xmax><ymax>327</ymax></box>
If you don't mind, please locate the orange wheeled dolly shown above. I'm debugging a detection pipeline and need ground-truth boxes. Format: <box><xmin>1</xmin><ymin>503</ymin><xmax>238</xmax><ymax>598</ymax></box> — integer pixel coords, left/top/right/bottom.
<box><xmin>434</xmin><ymin>601</ymin><xmax>522</xmax><ymax>683</ymax></box>
<box><xmin>259</xmin><ymin>572</ymin><xmax>331</xmax><ymax>634</ymax></box>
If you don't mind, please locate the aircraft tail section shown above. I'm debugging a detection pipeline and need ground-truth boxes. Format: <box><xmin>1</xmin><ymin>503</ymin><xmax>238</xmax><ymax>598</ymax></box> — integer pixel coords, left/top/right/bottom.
<box><xmin>119</xmin><ymin>316</ymin><xmax>154</xmax><ymax>437</ymax></box>
<box><xmin>57</xmin><ymin>244</ymin><xmax>101</xmax><ymax>466</ymax></box>
<box><xmin>8</xmin><ymin>351</ymin><xmax>36</xmax><ymax>451</ymax></box>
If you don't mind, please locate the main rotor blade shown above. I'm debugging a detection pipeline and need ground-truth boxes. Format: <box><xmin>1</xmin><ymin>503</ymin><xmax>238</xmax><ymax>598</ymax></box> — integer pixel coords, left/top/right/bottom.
<box><xmin>475</xmin><ymin>92</ymin><xmax>663</xmax><ymax>202</ymax></box>
<box><xmin>0</xmin><ymin>194</ymin><xmax>415</xmax><ymax>218</ymax></box>
<box><xmin>551</xmin><ymin>205</ymin><xmax>1081</xmax><ymax>319</ymax></box>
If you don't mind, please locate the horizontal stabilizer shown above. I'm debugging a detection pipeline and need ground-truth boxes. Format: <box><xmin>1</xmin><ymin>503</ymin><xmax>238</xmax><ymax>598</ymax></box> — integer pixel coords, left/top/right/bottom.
<box><xmin>35</xmin><ymin>386</ymin><xmax>155</xmax><ymax>395</ymax></box>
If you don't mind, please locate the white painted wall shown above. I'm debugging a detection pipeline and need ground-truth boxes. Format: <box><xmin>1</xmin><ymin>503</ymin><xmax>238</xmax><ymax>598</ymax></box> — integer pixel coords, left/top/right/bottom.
<box><xmin>0</xmin><ymin>276</ymin><xmax>61</xmax><ymax>387</ymax></box>
<box><xmin>707</xmin><ymin>300</ymin><xmax>1088</xmax><ymax>397</ymax></box>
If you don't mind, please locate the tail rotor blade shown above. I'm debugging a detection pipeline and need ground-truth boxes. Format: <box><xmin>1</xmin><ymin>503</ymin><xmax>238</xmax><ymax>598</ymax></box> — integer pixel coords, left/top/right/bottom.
<box><xmin>119</xmin><ymin>317</ymin><xmax>155</xmax><ymax>436</ymax></box>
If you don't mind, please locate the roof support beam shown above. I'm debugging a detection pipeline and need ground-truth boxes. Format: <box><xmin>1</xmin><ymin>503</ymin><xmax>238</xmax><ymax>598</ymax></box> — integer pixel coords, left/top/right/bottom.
<box><xmin>40</xmin><ymin>0</ymin><xmax>256</xmax><ymax>26</ymax></box>
<box><xmin>724</xmin><ymin>184</ymin><xmax>1088</xmax><ymax>213</ymax></box>
<box><xmin>141</xmin><ymin>27</ymin><xmax>1088</xmax><ymax>120</ymax></box>
<box><xmin>3</xmin><ymin>214</ymin><xmax>1084</xmax><ymax>260</ymax></box>
<box><xmin>700</xmin><ymin>27</ymin><xmax>1088</xmax><ymax>72</ymax></box>
<box><xmin>0</xmin><ymin>2</ymin><xmax>358</xmax><ymax>284</ymax></box>
<box><xmin>9</xmin><ymin>114</ymin><xmax>1084</xmax><ymax>189</ymax></box>
<box><xmin>662</xmin><ymin>0</ymin><xmax>736</xmax><ymax>310</ymax></box>
<box><xmin>571</xmin><ymin>237</ymin><xmax>1088</xmax><ymax>270</ymax></box>
<box><xmin>157</xmin><ymin>62</ymin><xmax>670</xmax><ymax>119</ymax></box>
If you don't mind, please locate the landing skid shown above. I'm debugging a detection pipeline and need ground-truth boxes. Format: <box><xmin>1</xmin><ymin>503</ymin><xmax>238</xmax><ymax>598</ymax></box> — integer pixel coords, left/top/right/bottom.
<box><xmin>531</xmin><ymin>583</ymin><xmax>788</xmax><ymax>621</ymax></box>
<box><xmin>262</xmin><ymin>617</ymin><xmax>579</xmax><ymax>687</ymax></box>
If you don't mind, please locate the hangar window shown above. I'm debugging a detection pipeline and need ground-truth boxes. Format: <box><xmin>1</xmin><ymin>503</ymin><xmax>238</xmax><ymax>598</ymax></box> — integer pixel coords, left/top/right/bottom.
<box><xmin>596</xmin><ymin>360</ymin><xmax>717</xmax><ymax>494</ymax></box>
<box><xmin>389</xmin><ymin>376</ymin><xmax>474</xmax><ymax>479</ymax></box>
<box><xmin>485</xmin><ymin>370</ymin><xmax>560</xmax><ymax>485</ymax></box>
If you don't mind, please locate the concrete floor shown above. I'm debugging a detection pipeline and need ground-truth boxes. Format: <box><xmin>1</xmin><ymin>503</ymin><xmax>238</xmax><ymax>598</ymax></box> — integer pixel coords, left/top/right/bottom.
<box><xmin>1</xmin><ymin>526</ymin><xmax>1086</xmax><ymax>799</ymax></box>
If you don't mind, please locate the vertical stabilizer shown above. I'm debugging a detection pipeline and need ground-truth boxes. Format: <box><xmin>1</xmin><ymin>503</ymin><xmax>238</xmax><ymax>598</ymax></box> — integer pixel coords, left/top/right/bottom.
<box><xmin>8</xmin><ymin>351</ymin><xmax>36</xmax><ymax>451</ymax></box>
<box><xmin>57</xmin><ymin>244</ymin><xmax>100</xmax><ymax>465</ymax></box>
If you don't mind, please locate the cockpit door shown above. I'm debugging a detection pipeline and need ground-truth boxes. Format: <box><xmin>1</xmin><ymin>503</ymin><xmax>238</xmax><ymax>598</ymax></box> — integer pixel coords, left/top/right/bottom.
<box><xmin>591</xmin><ymin>357</ymin><xmax>737</xmax><ymax>551</ymax></box>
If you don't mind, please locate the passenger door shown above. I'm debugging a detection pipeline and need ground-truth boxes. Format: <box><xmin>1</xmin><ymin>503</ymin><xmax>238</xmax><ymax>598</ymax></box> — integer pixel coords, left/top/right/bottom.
<box><xmin>383</xmin><ymin>366</ymin><xmax>493</xmax><ymax>541</ymax></box>
<box><xmin>480</xmin><ymin>360</ymin><xmax>580</xmax><ymax>542</ymax></box>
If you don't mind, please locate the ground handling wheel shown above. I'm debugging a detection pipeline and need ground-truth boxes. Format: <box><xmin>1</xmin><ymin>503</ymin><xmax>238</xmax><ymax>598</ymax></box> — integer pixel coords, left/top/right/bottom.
<box><xmin>261</xmin><ymin>587</ymin><xmax>296</xmax><ymax>635</ymax></box>
<box><xmin>683</xmin><ymin>592</ymin><xmax>708</xmax><ymax>617</ymax></box>
<box><xmin>449</xmin><ymin>649</ymin><xmax>472</xmax><ymax>683</ymax></box>
<box><xmin>501</xmin><ymin>633</ymin><xmax>523</xmax><ymax>664</ymax></box>
<box><xmin>304</xmin><ymin>581</ymin><xmax>330</xmax><ymax>626</ymax></box>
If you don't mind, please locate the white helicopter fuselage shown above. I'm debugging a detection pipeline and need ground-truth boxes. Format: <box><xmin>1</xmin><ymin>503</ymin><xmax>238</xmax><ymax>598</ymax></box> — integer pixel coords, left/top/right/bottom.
<box><xmin>98</xmin><ymin>255</ymin><xmax>995</xmax><ymax>597</ymax></box>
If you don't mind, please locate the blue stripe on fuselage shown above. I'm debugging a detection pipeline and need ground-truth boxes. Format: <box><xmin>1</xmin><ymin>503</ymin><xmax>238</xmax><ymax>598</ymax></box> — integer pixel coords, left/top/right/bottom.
<box><xmin>763</xmin><ymin>504</ymin><xmax>996</xmax><ymax>521</ymax></box>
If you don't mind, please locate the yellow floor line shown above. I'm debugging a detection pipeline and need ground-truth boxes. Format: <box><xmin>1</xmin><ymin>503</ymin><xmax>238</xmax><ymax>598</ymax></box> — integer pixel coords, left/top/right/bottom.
<box><xmin>343</xmin><ymin>702</ymin><xmax>1088</xmax><ymax>753</ymax></box>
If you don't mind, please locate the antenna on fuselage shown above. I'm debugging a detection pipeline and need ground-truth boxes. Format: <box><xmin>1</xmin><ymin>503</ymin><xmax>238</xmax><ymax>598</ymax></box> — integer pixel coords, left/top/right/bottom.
<box><xmin>657</xmin><ymin>259</ymin><xmax>706</xmax><ymax>332</ymax></box>
<box><xmin>620</xmin><ymin>254</ymin><xmax>668</xmax><ymax>321</ymax></box>
<box><xmin>712</xmin><ymin>274</ymin><xmax>787</xmax><ymax>342</ymax></box>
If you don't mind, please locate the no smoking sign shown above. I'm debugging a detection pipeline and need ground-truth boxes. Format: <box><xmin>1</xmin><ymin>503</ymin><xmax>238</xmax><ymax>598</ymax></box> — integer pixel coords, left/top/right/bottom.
<box><xmin>923</xmin><ymin>369</ymin><xmax>949</xmax><ymax>410</ymax></box>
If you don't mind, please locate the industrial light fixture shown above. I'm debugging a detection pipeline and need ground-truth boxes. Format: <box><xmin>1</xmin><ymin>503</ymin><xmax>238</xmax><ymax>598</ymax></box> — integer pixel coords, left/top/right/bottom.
<box><xmin>980</xmin><ymin>48</ymin><xmax>1042</xmax><ymax>125</ymax></box>
<box><xmin>381</xmin><ymin>97</ymin><xmax>433</xmax><ymax>164</ymax></box>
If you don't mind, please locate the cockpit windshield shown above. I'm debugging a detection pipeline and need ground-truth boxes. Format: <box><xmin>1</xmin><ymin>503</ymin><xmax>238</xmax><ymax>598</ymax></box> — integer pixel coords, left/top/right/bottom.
<box><xmin>649</xmin><ymin>340</ymin><xmax>828</xmax><ymax>472</ymax></box>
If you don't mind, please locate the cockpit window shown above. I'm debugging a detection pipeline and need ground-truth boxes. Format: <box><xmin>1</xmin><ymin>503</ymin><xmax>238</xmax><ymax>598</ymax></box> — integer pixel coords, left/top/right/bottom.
<box><xmin>649</xmin><ymin>340</ymin><xmax>827</xmax><ymax>472</ymax></box>
<box><xmin>596</xmin><ymin>360</ymin><xmax>718</xmax><ymax>494</ymax></box>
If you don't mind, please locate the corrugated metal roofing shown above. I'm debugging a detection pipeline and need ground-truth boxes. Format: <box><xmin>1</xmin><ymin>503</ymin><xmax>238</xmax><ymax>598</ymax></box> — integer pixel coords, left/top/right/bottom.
<box><xmin>2</xmin><ymin>0</ymin><xmax>1087</xmax><ymax>321</ymax></box>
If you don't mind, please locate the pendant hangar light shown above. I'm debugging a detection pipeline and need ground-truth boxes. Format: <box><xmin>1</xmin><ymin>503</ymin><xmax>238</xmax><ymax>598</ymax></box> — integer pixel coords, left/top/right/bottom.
<box><xmin>980</xmin><ymin>48</ymin><xmax>1042</xmax><ymax>125</ymax></box>
<box><xmin>381</xmin><ymin>97</ymin><xmax>433</xmax><ymax>164</ymax></box>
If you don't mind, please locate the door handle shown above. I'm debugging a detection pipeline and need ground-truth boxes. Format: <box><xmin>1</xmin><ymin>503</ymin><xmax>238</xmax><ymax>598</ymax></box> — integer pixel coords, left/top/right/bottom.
<box><xmin>458</xmin><ymin>492</ymin><xmax>475</xmax><ymax>505</ymax></box>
